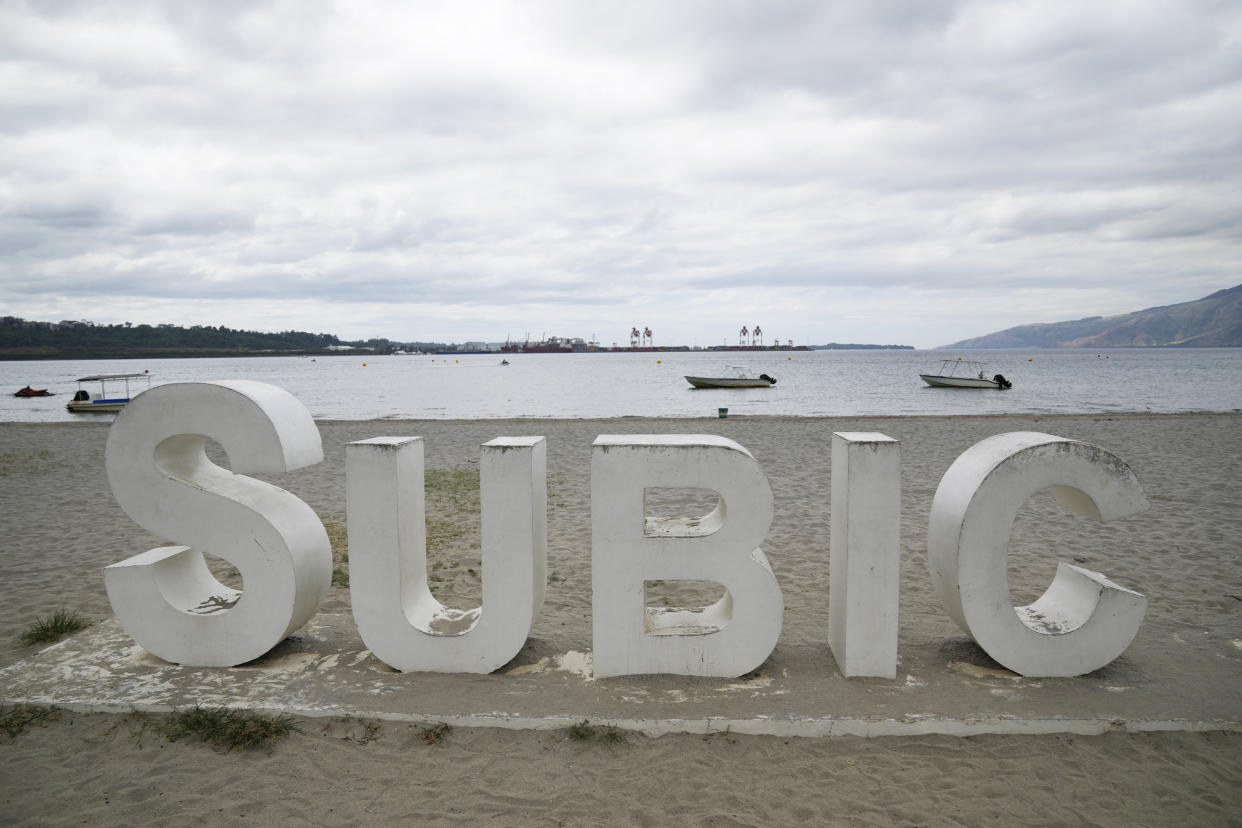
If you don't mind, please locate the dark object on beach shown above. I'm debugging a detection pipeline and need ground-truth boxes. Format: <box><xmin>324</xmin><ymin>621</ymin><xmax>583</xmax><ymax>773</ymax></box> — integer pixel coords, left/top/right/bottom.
<box><xmin>14</xmin><ymin>386</ymin><xmax>53</xmax><ymax>397</ymax></box>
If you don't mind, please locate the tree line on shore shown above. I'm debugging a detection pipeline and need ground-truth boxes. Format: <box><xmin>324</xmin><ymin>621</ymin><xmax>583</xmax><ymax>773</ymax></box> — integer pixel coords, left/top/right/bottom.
<box><xmin>0</xmin><ymin>317</ymin><xmax>456</xmax><ymax>359</ymax></box>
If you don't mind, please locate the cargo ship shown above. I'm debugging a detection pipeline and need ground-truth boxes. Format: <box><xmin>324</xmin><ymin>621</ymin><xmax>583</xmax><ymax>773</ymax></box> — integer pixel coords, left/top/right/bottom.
<box><xmin>501</xmin><ymin>336</ymin><xmax>576</xmax><ymax>353</ymax></box>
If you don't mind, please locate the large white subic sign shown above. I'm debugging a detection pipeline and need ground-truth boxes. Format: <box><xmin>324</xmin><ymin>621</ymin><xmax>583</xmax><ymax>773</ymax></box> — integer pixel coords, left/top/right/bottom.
<box><xmin>103</xmin><ymin>381</ymin><xmax>1148</xmax><ymax>679</ymax></box>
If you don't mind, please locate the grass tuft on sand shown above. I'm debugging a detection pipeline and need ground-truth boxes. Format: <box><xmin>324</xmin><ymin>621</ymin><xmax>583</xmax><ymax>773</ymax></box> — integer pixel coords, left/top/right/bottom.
<box><xmin>156</xmin><ymin>706</ymin><xmax>299</xmax><ymax>752</ymax></box>
<box><xmin>600</xmin><ymin>725</ymin><xmax>627</xmax><ymax>746</ymax></box>
<box><xmin>1</xmin><ymin>705</ymin><xmax>61</xmax><ymax>740</ymax></box>
<box><xmin>420</xmin><ymin>722</ymin><xmax>451</xmax><ymax>745</ymax></box>
<box><xmin>568</xmin><ymin>719</ymin><xmax>595</xmax><ymax>740</ymax></box>
<box><xmin>567</xmin><ymin>719</ymin><xmax>628</xmax><ymax>747</ymax></box>
<box><xmin>20</xmin><ymin>609</ymin><xmax>90</xmax><ymax>647</ymax></box>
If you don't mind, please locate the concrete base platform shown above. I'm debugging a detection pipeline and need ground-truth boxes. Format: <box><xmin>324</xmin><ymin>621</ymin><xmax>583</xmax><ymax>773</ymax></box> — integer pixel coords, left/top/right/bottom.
<box><xmin>4</xmin><ymin>613</ymin><xmax>1239</xmax><ymax>738</ymax></box>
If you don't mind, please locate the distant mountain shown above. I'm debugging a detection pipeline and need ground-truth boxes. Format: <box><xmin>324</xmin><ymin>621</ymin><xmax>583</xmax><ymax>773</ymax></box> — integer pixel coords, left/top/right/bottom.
<box><xmin>942</xmin><ymin>284</ymin><xmax>1242</xmax><ymax>349</ymax></box>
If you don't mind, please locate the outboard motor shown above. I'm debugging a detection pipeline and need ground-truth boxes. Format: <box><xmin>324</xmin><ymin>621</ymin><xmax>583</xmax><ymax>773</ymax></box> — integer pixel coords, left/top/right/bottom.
<box><xmin>73</xmin><ymin>389</ymin><xmax>90</xmax><ymax>401</ymax></box>
<box><xmin>992</xmin><ymin>373</ymin><xmax>1012</xmax><ymax>389</ymax></box>
<box><xmin>759</xmin><ymin>373</ymin><xmax>776</xmax><ymax>385</ymax></box>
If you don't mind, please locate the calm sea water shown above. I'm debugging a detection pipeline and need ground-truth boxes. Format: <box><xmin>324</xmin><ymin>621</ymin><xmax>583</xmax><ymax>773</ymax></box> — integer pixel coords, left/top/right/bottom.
<box><xmin>2</xmin><ymin>348</ymin><xmax>1239</xmax><ymax>423</ymax></box>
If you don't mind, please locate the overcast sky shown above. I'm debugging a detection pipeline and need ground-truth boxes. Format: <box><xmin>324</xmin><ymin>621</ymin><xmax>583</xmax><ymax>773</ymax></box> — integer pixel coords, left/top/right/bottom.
<box><xmin>2</xmin><ymin>1</ymin><xmax>1240</xmax><ymax>348</ymax></box>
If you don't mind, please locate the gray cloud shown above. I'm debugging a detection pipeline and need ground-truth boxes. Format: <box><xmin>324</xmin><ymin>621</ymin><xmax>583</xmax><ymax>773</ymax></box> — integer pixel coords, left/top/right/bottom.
<box><xmin>1</xmin><ymin>0</ymin><xmax>1239</xmax><ymax>347</ymax></box>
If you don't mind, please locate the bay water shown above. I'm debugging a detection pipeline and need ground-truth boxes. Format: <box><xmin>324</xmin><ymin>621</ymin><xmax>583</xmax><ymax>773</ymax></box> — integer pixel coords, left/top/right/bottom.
<box><xmin>2</xmin><ymin>348</ymin><xmax>1239</xmax><ymax>423</ymax></box>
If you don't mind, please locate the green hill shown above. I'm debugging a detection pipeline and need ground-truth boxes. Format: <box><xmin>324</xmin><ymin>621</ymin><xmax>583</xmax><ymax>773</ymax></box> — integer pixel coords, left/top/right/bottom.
<box><xmin>0</xmin><ymin>318</ymin><xmax>354</xmax><ymax>359</ymax></box>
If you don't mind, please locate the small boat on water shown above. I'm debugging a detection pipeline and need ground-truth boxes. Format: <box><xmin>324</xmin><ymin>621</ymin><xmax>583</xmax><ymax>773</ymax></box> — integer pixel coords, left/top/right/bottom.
<box><xmin>66</xmin><ymin>373</ymin><xmax>152</xmax><ymax>413</ymax></box>
<box><xmin>920</xmin><ymin>359</ymin><xmax>1012</xmax><ymax>389</ymax></box>
<box><xmin>685</xmin><ymin>366</ymin><xmax>777</xmax><ymax>389</ymax></box>
<box><xmin>14</xmin><ymin>386</ymin><xmax>53</xmax><ymax>397</ymax></box>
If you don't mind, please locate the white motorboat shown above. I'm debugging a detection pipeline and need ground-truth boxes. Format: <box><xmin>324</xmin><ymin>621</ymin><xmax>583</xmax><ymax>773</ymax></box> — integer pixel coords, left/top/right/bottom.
<box><xmin>685</xmin><ymin>366</ymin><xmax>777</xmax><ymax>389</ymax></box>
<box><xmin>920</xmin><ymin>360</ymin><xmax>1012</xmax><ymax>389</ymax></box>
<box><xmin>66</xmin><ymin>373</ymin><xmax>152</xmax><ymax>413</ymax></box>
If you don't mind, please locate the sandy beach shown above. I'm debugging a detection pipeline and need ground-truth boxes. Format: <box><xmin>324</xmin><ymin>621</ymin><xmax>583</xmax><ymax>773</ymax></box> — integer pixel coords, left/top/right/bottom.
<box><xmin>2</xmin><ymin>413</ymin><xmax>1240</xmax><ymax>825</ymax></box>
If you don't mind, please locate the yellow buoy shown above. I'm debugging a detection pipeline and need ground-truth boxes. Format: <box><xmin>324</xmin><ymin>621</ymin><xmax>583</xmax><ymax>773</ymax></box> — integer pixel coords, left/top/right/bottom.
<box><xmin>363</xmin><ymin>362</ymin><xmax>367</xmax><ymax>366</ymax></box>
<box><xmin>1028</xmin><ymin>357</ymin><xmax>1033</xmax><ymax>362</ymax></box>
<box><xmin>657</xmin><ymin>359</ymin><xmax>661</xmax><ymax>364</ymax></box>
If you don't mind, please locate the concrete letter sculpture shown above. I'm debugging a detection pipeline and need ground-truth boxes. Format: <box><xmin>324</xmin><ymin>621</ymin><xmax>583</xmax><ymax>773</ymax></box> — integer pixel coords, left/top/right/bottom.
<box><xmin>346</xmin><ymin>436</ymin><xmax>547</xmax><ymax>672</ymax></box>
<box><xmin>928</xmin><ymin>432</ymin><xmax>1149</xmax><ymax>676</ymax></box>
<box><xmin>104</xmin><ymin>381</ymin><xmax>331</xmax><ymax>667</ymax></box>
<box><xmin>591</xmin><ymin>435</ymin><xmax>783</xmax><ymax>678</ymax></box>
<box><xmin>829</xmin><ymin>432</ymin><xmax>900</xmax><ymax>678</ymax></box>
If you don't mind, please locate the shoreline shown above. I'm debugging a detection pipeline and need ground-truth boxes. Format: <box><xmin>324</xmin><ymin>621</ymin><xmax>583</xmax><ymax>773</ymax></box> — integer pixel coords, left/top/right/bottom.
<box><xmin>10</xmin><ymin>408</ymin><xmax>1241</xmax><ymax>432</ymax></box>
